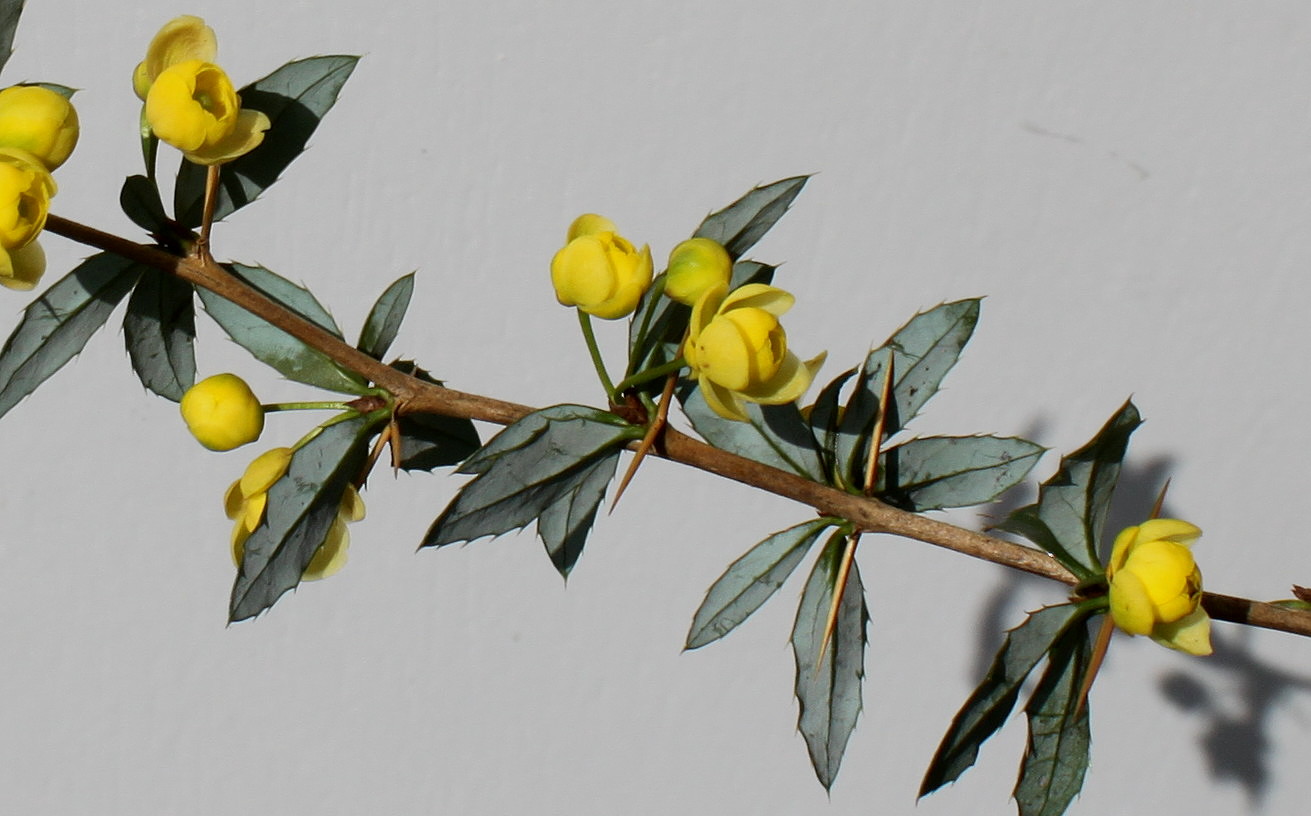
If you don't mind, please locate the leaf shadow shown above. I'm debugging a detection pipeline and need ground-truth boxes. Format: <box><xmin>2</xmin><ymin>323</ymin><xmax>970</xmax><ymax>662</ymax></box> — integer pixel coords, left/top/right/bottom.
<box><xmin>1158</xmin><ymin>627</ymin><xmax>1311</xmax><ymax>804</ymax></box>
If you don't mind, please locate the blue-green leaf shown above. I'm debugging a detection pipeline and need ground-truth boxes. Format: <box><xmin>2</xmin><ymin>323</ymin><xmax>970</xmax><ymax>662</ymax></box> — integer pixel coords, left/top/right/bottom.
<box><xmin>0</xmin><ymin>252</ymin><xmax>140</xmax><ymax>419</ymax></box>
<box><xmin>832</xmin><ymin>299</ymin><xmax>982</xmax><ymax>486</ymax></box>
<box><xmin>679</xmin><ymin>385</ymin><xmax>825</xmax><ymax>481</ymax></box>
<box><xmin>792</xmin><ymin>531</ymin><xmax>868</xmax><ymax>790</ymax></box>
<box><xmin>197</xmin><ymin>263</ymin><xmax>369</xmax><ymax>394</ymax></box>
<box><xmin>920</xmin><ymin>604</ymin><xmax>1083</xmax><ymax>797</ymax></box>
<box><xmin>0</xmin><ymin>1</ymin><xmax>23</xmax><ymax>77</ymax></box>
<box><xmin>686</xmin><ymin>518</ymin><xmax>835</xmax><ymax>650</ymax></box>
<box><xmin>1014</xmin><ymin>619</ymin><xmax>1093</xmax><ymax>816</ymax></box>
<box><xmin>694</xmin><ymin>176</ymin><xmax>809</xmax><ymax>260</ymax></box>
<box><xmin>174</xmin><ymin>56</ymin><xmax>359</xmax><ymax>227</ymax></box>
<box><xmin>422</xmin><ymin>405</ymin><xmax>642</xmax><ymax>576</ymax></box>
<box><xmin>358</xmin><ymin>272</ymin><xmax>414</xmax><ymax>360</ymax></box>
<box><xmin>119</xmin><ymin>175</ymin><xmax>170</xmax><ymax>236</ymax></box>
<box><xmin>995</xmin><ymin>400</ymin><xmax>1141</xmax><ymax>579</ymax></box>
<box><xmin>879</xmin><ymin>435</ymin><xmax>1044</xmax><ymax>512</ymax></box>
<box><xmin>535</xmin><ymin>450</ymin><xmax>621</xmax><ymax>577</ymax></box>
<box><xmin>230</xmin><ymin>412</ymin><xmax>381</xmax><ymax>622</ymax></box>
<box><xmin>123</xmin><ymin>270</ymin><xmax>196</xmax><ymax>401</ymax></box>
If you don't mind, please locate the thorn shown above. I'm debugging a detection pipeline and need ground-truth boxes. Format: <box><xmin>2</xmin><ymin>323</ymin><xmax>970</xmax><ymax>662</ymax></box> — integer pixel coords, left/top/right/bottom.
<box><xmin>862</xmin><ymin>352</ymin><xmax>895</xmax><ymax>496</ymax></box>
<box><xmin>362</xmin><ymin>420</ymin><xmax>395</xmax><ymax>485</ymax></box>
<box><xmin>816</xmin><ymin>533</ymin><xmax>860</xmax><ymax>672</ymax></box>
<box><xmin>1150</xmin><ymin>478</ymin><xmax>1171</xmax><ymax>519</ymax></box>
<box><xmin>611</xmin><ymin>373</ymin><xmax>677</xmax><ymax>512</ymax></box>
<box><xmin>1075</xmin><ymin>613</ymin><xmax>1115</xmax><ymax>718</ymax></box>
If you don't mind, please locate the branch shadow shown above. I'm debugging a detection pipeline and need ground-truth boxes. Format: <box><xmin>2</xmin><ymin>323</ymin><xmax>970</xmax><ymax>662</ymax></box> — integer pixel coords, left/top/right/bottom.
<box><xmin>1158</xmin><ymin>628</ymin><xmax>1311</xmax><ymax>804</ymax></box>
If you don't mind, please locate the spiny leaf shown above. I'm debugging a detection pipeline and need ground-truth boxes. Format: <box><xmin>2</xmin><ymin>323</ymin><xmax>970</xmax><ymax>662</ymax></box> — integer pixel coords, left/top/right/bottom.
<box><xmin>422</xmin><ymin>405</ymin><xmax>641</xmax><ymax>577</ymax></box>
<box><xmin>694</xmin><ymin>175</ymin><xmax>809</xmax><ymax>260</ymax></box>
<box><xmin>792</xmin><ymin>531</ymin><xmax>869</xmax><ymax>790</ymax></box>
<box><xmin>123</xmin><ymin>270</ymin><xmax>196</xmax><ymax>401</ymax></box>
<box><xmin>197</xmin><ymin>263</ymin><xmax>369</xmax><ymax>394</ymax></box>
<box><xmin>1014</xmin><ymin>619</ymin><xmax>1093</xmax><ymax>816</ymax></box>
<box><xmin>920</xmin><ymin>603</ymin><xmax>1083</xmax><ymax>797</ymax></box>
<box><xmin>0</xmin><ymin>252</ymin><xmax>140</xmax><ymax>419</ymax></box>
<box><xmin>995</xmin><ymin>399</ymin><xmax>1141</xmax><ymax>579</ymax></box>
<box><xmin>119</xmin><ymin>175</ymin><xmax>170</xmax><ymax>236</ymax></box>
<box><xmin>686</xmin><ymin>518</ymin><xmax>836</xmax><ymax>650</ymax></box>
<box><xmin>831</xmin><ymin>299</ymin><xmax>982</xmax><ymax>486</ymax></box>
<box><xmin>358</xmin><ymin>272</ymin><xmax>414</xmax><ymax>360</ymax></box>
<box><xmin>878</xmin><ymin>435</ymin><xmax>1045</xmax><ymax>512</ymax></box>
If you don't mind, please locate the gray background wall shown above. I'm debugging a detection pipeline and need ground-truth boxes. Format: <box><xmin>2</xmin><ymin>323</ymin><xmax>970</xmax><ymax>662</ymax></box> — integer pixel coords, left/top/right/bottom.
<box><xmin>0</xmin><ymin>1</ymin><xmax>1307</xmax><ymax>813</ymax></box>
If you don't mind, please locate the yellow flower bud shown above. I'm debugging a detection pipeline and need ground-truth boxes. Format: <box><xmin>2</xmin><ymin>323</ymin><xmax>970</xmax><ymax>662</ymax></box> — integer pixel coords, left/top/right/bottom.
<box><xmin>0</xmin><ymin>148</ymin><xmax>54</xmax><ymax>291</ymax></box>
<box><xmin>133</xmin><ymin>15</ymin><xmax>218</xmax><ymax>100</ymax></box>
<box><xmin>0</xmin><ymin>86</ymin><xmax>79</xmax><ymax>171</ymax></box>
<box><xmin>685</xmin><ymin>283</ymin><xmax>820</xmax><ymax>421</ymax></box>
<box><xmin>180</xmin><ymin>373</ymin><xmax>265</xmax><ymax>451</ymax></box>
<box><xmin>0</xmin><ymin>148</ymin><xmax>53</xmax><ymax>247</ymax></box>
<box><xmin>145</xmin><ymin>60</ymin><xmax>270</xmax><ymax>166</ymax></box>
<box><xmin>1106</xmin><ymin>518</ymin><xmax>1211</xmax><ymax>655</ymax></box>
<box><xmin>225</xmin><ymin>446</ymin><xmax>364</xmax><ymax>582</ymax></box>
<box><xmin>550</xmin><ymin>214</ymin><xmax>653</xmax><ymax>319</ymax></box>
<box><xmin>665</xmin><ymin>237</ymin><xmax>732</xmax><ymax>306</ymax></box>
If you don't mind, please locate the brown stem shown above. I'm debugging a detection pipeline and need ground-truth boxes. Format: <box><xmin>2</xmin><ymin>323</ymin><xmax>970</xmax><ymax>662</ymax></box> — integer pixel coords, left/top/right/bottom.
<box><xmin>40</xmin><ymin>213</ymin><xmax>1311</xmax><ymax>640</ymax></box>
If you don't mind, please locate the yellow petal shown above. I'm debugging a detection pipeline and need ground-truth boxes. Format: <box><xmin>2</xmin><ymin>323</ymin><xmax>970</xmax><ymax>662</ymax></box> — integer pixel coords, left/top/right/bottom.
<box><xmin>1122</xmin><ymin>539</ymin><xmax>1196</xmax><ymax>613</ymax></box>
<box><xmin>1152</xmin><ymin>606</ymin><xmax>1212</xmax><ymax>656</ymax></box>
<box><xmin>230</xmin><ymin>520</ymin><xmax>250</xmax><ymax>567</ymax></box>
<box><xmin>184</xmin><ymin>107</ymin><xmax>270</xmax><ymax>165</ymax></box>
<box><xmin>240</xmin><ymin>447</ymin><xmax>292</xmax><ymax>496</ymax></box>
<box><xmin>695</xmin><ymin>311</ymin><xmax>770</xmax><ymax>391</ymax></box>
<box><xmin>1108</xmin><ymin>569</ymin><xmax>1155</xmax><ymax>635</ymax></box>
<box><xmin>137</xmin><ymin>15</ymin><xmax>217</xmax><ymax>100</ymax></box>
<box><xmin>551</xmin><ymin>235</ymin><xmax>616</xmax><ymax>309</ymax></box>
<box><xmin>223</xmin><ymin>480</ymin><xmax>244</xmax><ymax>519</ymax></box>
<box><xmin>741</xmin><ymin>350</ymin><xmax>814</xmax><ymax>405</ymax></box>
<box><xmin>688</xmin><ymin>283</ymin><xmax>729</xmax><ymax>345</ymax></box>
<box><xmin>242</xmin><ymin>492</ymin><xmax>267</xmax><ymax>533</ymax></box>
<box><xmin>721</xmin><ymin>283</ymin><xmax>794</xmax><ymax>316</ymax></box>
<box><xmin>699</xmin><ymin>376</ymin><xmax>748</xmax><ymax>421</ymax></box>
<box><xmin>303</xmin><ymin>518</ymin><xmax>349</xmax><ymax>581</ymax></box>
<box><xmin>1135</xmin><ymin>518</ymin><xmax>1202</xmax><ymax>548</ymax></box>
<box><xmin>1107</xmin><ymin>524</ymin><xmax>1139</xmax><ymax>576</ymax></box>
<box><xmin>0</xmin><ymin>240</ymin><xmax>44</xmax><ymax>290</ymax></box>
<box><xmin>339</xmin><ymin>485</ymin><xmax>366</xmax><ymax>522</ymax></box>
<box><xmin>566</xmin><ymin>213</ymin><xmax>616</xmax><ymax>242</ymax></box>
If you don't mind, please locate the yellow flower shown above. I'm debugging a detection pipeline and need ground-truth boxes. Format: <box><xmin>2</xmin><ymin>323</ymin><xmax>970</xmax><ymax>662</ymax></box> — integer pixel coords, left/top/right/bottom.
<box><xmin>665</xmin><ymin>237</ymin><xmax>732</xmax><ymax>306</ymax></box>
<box><xmin>1106</xmin><ymin>518</ymin><xmax>1211</xmax><ymax>655</ymax></box>
<box><xmin>133</xmin><ymin>15</ymin><xmax>217</xmax><ymax>100</ymax></box>
<box><xmin>684</xmin><ymin>283</ymin><xmax>821</xmax><ymax>421</ymax></box>
<box><xmin>179</xmin><ymin>373</ymin><xmax>265</xmax><ymax>451</ymax></box>
<box><xmin>550</xmin><ymin>214</ymin><xmax>653</xmax><ymax>319</ymax></box>
<box><xmin>0</xmin><ymin>148</ymin><xmax>54</xmax><ymax>291</ymax></box>
<box><xmin>224</xmin><ymin>446</ymin><xmax>365</xmax><ymax>581</ymax></box>
<box><xmin>0</xmin><ymin>86</ymin><xmax>79</xmax><ymax>171</ymax></box>
<box><xmin>145</xmin><ymin>60</ymin><xmax>270</xmax><ymax>165</ymax></box>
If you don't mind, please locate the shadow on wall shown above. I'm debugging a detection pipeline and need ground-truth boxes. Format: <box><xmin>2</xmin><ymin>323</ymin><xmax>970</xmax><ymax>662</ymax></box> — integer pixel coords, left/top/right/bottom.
<box><xmin>1159</xmin><ymin>628</ymin><xmax>1311</xmax><ymax>804</ymax></box>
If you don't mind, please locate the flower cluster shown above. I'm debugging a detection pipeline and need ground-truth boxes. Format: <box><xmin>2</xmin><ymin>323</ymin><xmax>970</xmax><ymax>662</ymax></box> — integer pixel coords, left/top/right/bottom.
<box><xmin>135</xmin><ymin>16</ymin><xmax>269</xmax><ymax>165</ymax></box>
<box><xmin>550</xmin><ymin>217</ymin><xmax>819</xmax><ymax>421</ymax></box>
<box><xmin>1106</xmin><ymin>518</ymin><xmax>1211</xmax><ymax>655</ymax></box>
<box><xmin>225</xmin><ymin>446</ymin><xmax>365</xmax><ymax>581</ymax></box>
<box><xmin>0</xmin><ymin>85</ymin><xmax>78</xmax><ymax>290</ymax></box>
